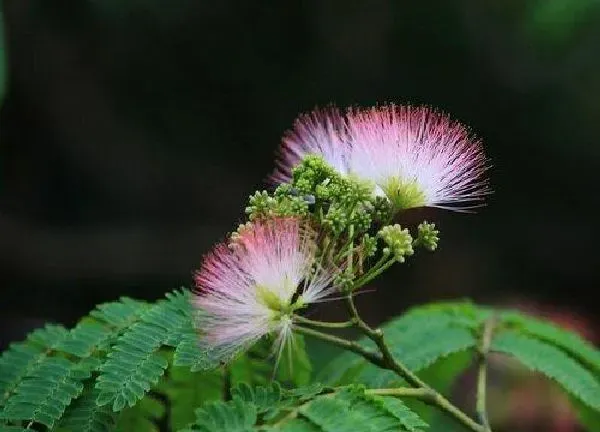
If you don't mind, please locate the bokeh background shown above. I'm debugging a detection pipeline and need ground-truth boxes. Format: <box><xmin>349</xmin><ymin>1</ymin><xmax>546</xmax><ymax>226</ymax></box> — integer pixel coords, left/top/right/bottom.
<box><xmin>1</xmin><ymin>1</ymin><xmax>599</xmax><ymax>430</ymax></box>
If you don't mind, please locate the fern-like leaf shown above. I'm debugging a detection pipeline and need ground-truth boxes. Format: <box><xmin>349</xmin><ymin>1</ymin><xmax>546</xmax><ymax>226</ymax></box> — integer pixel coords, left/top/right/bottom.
<box><xmin>182</xmin><ymin>383</ymin><xmax>427</xmax><ymax>432</ymax></box>
<box><xmin>296</xmin><ymin>387</ymin><xmax>410</xmax><ymax>432</ymax></box>
<box><xmin>57</xmin><ymin>386</ymin><xmax>115</xmax><ymax>432</ymax></box>
<box><xmin>0</xmin><ymin>324</ymin><xmax>71</xmax><ymax>408</ymax></box>
<box><xmin>161</xmin><ymin>367</ymin><xmax>224</xmax><ymax>431</ymax></box>
<box><xmin>232</xmin><ymin>382</ymin><xmax>282</xmax><ymax>413</ymax></box>
<box><xmin>276</xmin><ymin>418</ymin><xmax>322</xmax><ymax>432</ymax></box>
<box><xmin>500</xmin><ymin>310</ymin><xmax>600</xmax><ymax>374</ymax></box>
<box><xmin>55</xmin><ymin>322</ymin><xmax>113</xmax><ymax>358</ymax></box>
<box><xmin>0</xmin><ymin>357</ymin><xmax>84</xmax><ymax>428</ymax></box>
<box><xmin>318</xmin><ymin>303</ymin><xmax>480</xmax><ymax>387</ymax></box>
<box><xmin>114</xmin><ymin>394</ymin><xmax>165</xmax><ymax>432</ymax></box>
<box><xmin>90</xmin><ymin>297</ymin><xmax>148</xmax><ymax>329</ymax></box>
<box><xmin>189</xmin><ymin>398</ymin><xmax>257</xmax><ymax>432</ymax></box>
<box><xmin>374</xmin><ymin>397</ymin><xmax>428</xmax><ymax>432</ymax></box>
<box><xmin>174</xmin><ymin>333</ymin><xmax>215</xmax><ymax>372</ymax></box>
<box><xmin>95</xmin><ymin>290</ymin><xmax>192</xmax><ymax>411</ymax></box>
<box><xmin>492</xmin><ymin>330</ymin><xmax>600</xmax><ymax>411</ymax></box>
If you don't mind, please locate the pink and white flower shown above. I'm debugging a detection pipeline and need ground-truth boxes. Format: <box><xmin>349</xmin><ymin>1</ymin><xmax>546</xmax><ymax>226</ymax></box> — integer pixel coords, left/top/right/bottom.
<box><xmin>193</xmin><ymin>217</ymin><xmax>338</xmax><ymax>364</ymax></box>
<box><xmin>273</xmin><ymin>104</ymin><xmax>489</xmax><ymax>210</ymax></box>
<box><xmin>272</xmin><ymin>107</ymin><xmax>350</xmax><ymax>185</ymax></box>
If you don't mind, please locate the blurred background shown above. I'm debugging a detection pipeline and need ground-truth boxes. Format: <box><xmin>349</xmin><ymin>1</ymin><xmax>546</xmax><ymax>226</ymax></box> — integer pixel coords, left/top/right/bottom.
<box><xmin>0</xmin><ymin>1</ymin><xmax>599</xmax><ymax>430</ymax></box>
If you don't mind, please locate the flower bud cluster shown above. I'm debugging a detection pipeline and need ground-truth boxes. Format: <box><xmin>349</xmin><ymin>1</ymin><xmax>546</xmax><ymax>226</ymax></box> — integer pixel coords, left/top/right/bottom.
<box><xmin>415</xmin><ymin>221</ymin><xmax>440</xmax><ymax>252</ymax></box>
<box><xmin>378</xmin><ymin>225</ymin><xmax>414</xmax><ymax>263</ymax></box>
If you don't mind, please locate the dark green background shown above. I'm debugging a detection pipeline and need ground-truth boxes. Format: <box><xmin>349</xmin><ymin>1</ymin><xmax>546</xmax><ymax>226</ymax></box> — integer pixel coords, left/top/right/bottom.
<box><xmin>1</xmin><ymin>1</ymin><xmax>599</xmax><ymax>350</ymax></box>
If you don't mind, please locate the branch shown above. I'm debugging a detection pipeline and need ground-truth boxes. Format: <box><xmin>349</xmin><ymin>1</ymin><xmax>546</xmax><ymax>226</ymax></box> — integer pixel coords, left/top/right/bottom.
<box><xmin>293</xmin><ymin>326</ymin><xmax>385</xmax><ymax>368</ymax></box>
<box><xmin>345</xmin><ymin>295</ymin><xmax>427</xmax><ymax>389</ymax></box>
<box><xmin>293</xmin><ymin>315</ymin><xmax>355</xmax><ymax>329</ymax></box>
<box><xmin>344</xmin><ymin>295</ymin><xmax>487</xmax><ymax>432</ymax></box>
<box><xmin>476</xmin><ymin>315</ymin><xmax>497</xmax><ymax>432</ymax></box>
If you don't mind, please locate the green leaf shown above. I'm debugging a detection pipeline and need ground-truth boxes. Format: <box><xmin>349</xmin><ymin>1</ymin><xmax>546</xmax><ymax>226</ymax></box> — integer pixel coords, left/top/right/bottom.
<box><xmin>571</xmin><ymin>395</ymin><xmax>600</xmax><ymax>432</ymax></box>
<box><xmin>277</xmin><ymin>418</ymin><xmax>322</xmax><ymax>432</ymax></box>
<box><xmin>492</xmin><ymin>330</ymin><xmax>600</xmax><ymax>411</ymax></box>
<box><xmin>55</xmin><ymin>321</ymin><xmax>113</xmax><ymax>358</ymax></box>
<box><xmin>232</xmin><ymin>382</ymin><xmax>282</xmax><ymax>413</ymax></box>
<box><xmin>274</xmin><ymin>334</ymin><xmax>312</xmax><ymax>386</ymax></box>
<box><xmin>374</xmin><ymin>396</ymin><xmax>428</xmax><ymax>432</ymax></box>
<box><xmin>0</xmin><ymin>343</ymin><xmax>46</xmax><ymax>407</ymax></box>
<box><xmin>174</xmin><ymin>333</ymin><xmax>214</xmax><ymax>372</ymax></box>
<box><xmin>162</xmin><ymin>366</ymin><xmax>224</xmax><ymax>431</ymax></box>
<box><xmin>114</xmin><ymin>394</ymin><xmax>164</xmax><ymax>432</ymax></box>
<box><xmin>0</xmin><ymin>357</ymin><xmax>84</xmax><ymax>428</ymax></box>
<box><xmin>0</xmin><ymin>426</ymin><xmax>30</xmax><ymax>432</ymax></box>
<box><xmin>95</xmin><ymin>290</ymin><xmax>193</xmax><ymax>411</ymax></box>
<box><xmin>411</xmin><ymin>350</ymin><xmax>473</xmax><ymax>429</ymax></box>
<box><xmin>297</xmin><ymin>387</ymin><xmax>405</xmax><ymax>432</ymax></box>
<box><xmin>500</xmin><ymin>310</ymin><xmax>600</xmax><ymax>374</ymax></box>
<box><xmin>191</xmin><ymin>398</ymin><xmax>257</xmax><ymax>432</ymax></box>
<box><xmin>90</xmin><ymin>297</ymin><xmax>147</xmax><ymax>329</ymax></box>
<box><xmin>318</xmin><ymin>302</ymin><xmax>481</xmax><ymax>387</ymax></box>
<box><xmin>57</xmin><ymin>386</ymin><xmax>116</xmax><ymax>432</ymax></box>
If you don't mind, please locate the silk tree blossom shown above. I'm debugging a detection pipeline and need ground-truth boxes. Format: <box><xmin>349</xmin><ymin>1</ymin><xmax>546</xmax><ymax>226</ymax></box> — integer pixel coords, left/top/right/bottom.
<box><xmin>273</xmin><ymin>104</ymin><xmax>489</xmax><ymax>211</ymax></box>
<box><xmin>272</xmin><ymin>107</ymin><xmax>350</xmax><ymax>185</ymax></box>
<box><xmin>193</xmin><ymin>217</ymin><xmax>339</xmax><ymax>364</ymax></box>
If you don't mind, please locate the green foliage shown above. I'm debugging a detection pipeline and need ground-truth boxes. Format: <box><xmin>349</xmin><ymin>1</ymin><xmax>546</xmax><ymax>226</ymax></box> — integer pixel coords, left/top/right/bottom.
<box><xmin>2</xmin><ymin>292</ymin><xmax>600</xmax><ymax>431</ymax></box>
<box><xmin>0</xmin><ymin>357</ymin><xmax>84</xmax><ymax>428</ymax></box>
<box><xmin>161</xmin><ymin>367</ymin><xmax>223</xmax><ymax>431</ymax></box>
<box><xmin>57</xmin><ymin>387</ymin><xmax>115</xmax><ymax>432</ymax></box>
<box><xmin>1</xmin><ymin>327</ymin><xmax>65</xmax><ymax>408</ymax></box>
<box><xmin>317</xmin><ymin>302</ymin><xmax>600</xmax><ymax>430</ymax></box>
<box><xmin>182</xmin><ymin>384</ymin><xmax>426</xmax><ymax>432</ymax></box>
<box><xmin>189</xmin><ymin>397</ymin><xmax>257</xmax><ymax>432</ymax></box>
<box><xmin>374</xmin><ymin>397</ymin><xmax>428</xmax><ymax>432</ymax></box>
<box><xmin>114</xmin><ymin>394</ymin><xmax>164</xmax><ymax>432</ymax></box>
<box><xmin>317</xmin><ymin>302</ymin><xmax>484</xmax><ymax>387</ymax></box>
<box><xmin>500</xmin><ymin>310</ymin><xmax>600</xmax><ymax>374</ymax></box>
<box><xmin>95</xmin><ymin>290</ymin><xmax>193</xmax><ymax>411</ymax></box>
<box><xmin>491</xmin><ymin>330</ymin><xmax>600</xmax><ymax>410</ymax></box>
<box><xmin>410</xmin><ymin>351</ymin><xmax>474</xmax><ymax>429</ymax></box>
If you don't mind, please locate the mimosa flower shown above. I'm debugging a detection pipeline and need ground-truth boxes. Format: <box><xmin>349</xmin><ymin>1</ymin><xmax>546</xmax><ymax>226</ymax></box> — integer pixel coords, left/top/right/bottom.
<box><xmin>272</xmin><ymin>107</ymin><xmax>350</xmax><ymax>185</ymax></box>
<box><xmin>273</xmin><ymin>104</ymin><xmax>489</xmax><ymax>211</ymax></box>
<box><xmin>193</xmin><ymin>217</ymin><xmax>338</xmax><ymax>364</ymax></box>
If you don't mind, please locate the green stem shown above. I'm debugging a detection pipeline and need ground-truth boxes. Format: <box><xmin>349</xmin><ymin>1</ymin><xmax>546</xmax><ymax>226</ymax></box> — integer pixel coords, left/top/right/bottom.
<box><xmin>344</xmin><ymin>295</ymin><xmax>486</xmax><ymax>432</ymax></box>
<box><xmin>294</xmin><ymin>326</ymin><xmax>385</xmax><ymax>368</ymax></box>
<box><xmin>365</xmin><ymin>387</ymin><xmax>430</xmax><ymax>398</ymax></box>
<box><xmin>346</xmin><ymin>224</ymin><xmax>355</xmax><ymax>276</ymax></box>
<box><xmin>476</xmin><ymin>316</ymin><xmax>497</xmax><ymax>432</ymax></box>
<box><xmin>294</xmin><ymin>315</ymin><xmax>354</xmax><ymax>329</ymax></box>
<box><xmin>346</xmin><ymin>295</ymin><xmax>427</xmax><ymax>389</ymax></box>
<box><xmin>299</xmin><ymin>317</ymin><xmax>487</xmax><ymax>432</ymax></box>
<box><xmin>352</xmin><ymin>255</ymin><xmax>395</xmax><ymax>290</ymax></box>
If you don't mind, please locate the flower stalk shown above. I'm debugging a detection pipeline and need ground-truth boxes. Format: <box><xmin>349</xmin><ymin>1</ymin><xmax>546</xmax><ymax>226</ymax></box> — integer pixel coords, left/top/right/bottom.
<box><xmin>476</xmin><ymin>315</ymin><xmax>498</xmax><ymax>432</ymax></box>
<box><xmin>297</xmin><ymin>307</ymin><xmax>489</xmax><ymax>432</ymax></box>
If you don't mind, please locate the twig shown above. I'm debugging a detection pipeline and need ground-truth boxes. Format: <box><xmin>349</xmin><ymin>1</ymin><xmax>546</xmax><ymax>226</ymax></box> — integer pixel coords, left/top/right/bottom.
<box><xmin>344</xmin><ymin>295</ymin><xmax>487</xmax><ymax>432</ymax></box>
<box><xmin>476</xmin><ymin>315</ymin><xmax>497</xmax><ymax>432</ymax></box>
<box><xmin>293</xmin><ymin>315</ymin><xmax>355</xmax><ymax>329</ymax></box>
<box><xmin>298</xmin><ymin>313</ymin><xmax>487</xmax><ymax>432</ymax></box>
<box><xmin>345</xmin><ymin>295</ymin><xmax>427</xmax><ymax>389</ymax></box>
<box><xmin>294</xmin><ymin>325</ymin><xmax>385</xmax><ymax>367</ymax></box>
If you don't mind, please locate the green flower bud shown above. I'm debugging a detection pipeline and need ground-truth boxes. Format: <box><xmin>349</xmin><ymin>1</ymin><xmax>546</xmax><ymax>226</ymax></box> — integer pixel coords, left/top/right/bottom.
<box><xmin>333</xmin><ymin>271</ymin><xmax>355</xmax><ymax>292</ymax></box>
<box><xmin>415</xmin><ymin>221</ymin><xmax>440</xmax><ymax>251</ymax></box>
<box><xmin>360</xmin><ymin>234</ymin><xmax>378</xmax><ymax>258</ymax></box>
<box><xmin>378</xmin><ymin>224</ymin><xmax>414</xmax><ymax>263</ymax></box>
<box><xmin>372</xmin><ymin>196</ymin><xmax>393</xmax><ymax>222</ymax></box>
